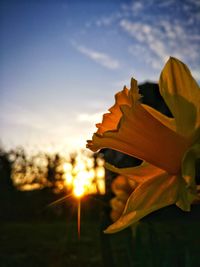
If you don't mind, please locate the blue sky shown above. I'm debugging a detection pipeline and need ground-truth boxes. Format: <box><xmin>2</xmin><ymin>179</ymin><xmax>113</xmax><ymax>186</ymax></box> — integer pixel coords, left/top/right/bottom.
<box><xmin>0</xmin><ymin>0</ymin><xmax>200</xmax><ymax>154</ymax></box>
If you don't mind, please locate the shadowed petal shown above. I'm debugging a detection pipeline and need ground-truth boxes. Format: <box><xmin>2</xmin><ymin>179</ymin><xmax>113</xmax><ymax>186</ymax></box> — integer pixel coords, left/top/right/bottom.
<box><xmin>110</xmin><ymin>197</ymin><xmax>127</xmax><ymax>222</ymax></box>
<box><xmin>159</xmin><ymin>57</ymin><xmax>200</xmax><ymax>136</ymax></box>
<box><xmin>105</xmin><ymin>162</ymin><xmax>165</xmax><ymax>184</ymax></box>
<box><xmin>104</xmin><ymin>173</ymin><xmax>179</xmax><ymax>233</ymax></box>
<box><xmin>178</xmin><ymin>143</ymin><xmax>200</xmax><ymax>210</ymax></box>
<box><xmin>110</xmin><ymin>175</ymin><xmax>136</xmax><ymax>222</ymax></box>
<box><xmin>111</xmin><ymin>175</ymin><xmax>136</xmax><ymax>195</ymax></box>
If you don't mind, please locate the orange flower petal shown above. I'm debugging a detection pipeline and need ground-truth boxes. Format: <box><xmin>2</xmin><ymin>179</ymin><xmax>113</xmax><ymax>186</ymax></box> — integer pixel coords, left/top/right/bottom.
<box><xmin>87</xmin><ymin>78</ymin><xmax>190</xmax><ymax>173</ymax></box>
<box><xmin>87</xmin><ymin>102</ymin><xmax>189</xmax><ymax>174</ymax></box>
<box><xmin>96</xmin><ymin>87</ymin><xmax>130</xmax><ymax>135</ymax></box>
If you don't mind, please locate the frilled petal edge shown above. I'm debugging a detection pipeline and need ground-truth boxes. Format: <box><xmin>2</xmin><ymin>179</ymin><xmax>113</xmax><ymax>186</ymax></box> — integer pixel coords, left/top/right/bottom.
<box><xmin>96</xmin><ymin>87</ymin><xmax>130</xmax><ymax>135</ymax></box>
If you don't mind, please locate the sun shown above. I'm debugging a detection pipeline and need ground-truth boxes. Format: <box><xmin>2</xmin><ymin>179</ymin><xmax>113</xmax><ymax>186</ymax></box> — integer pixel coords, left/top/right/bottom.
<box><xmin>73</xmin><ymin>182</ymin><xmax>85</xmax><ymax>198</ymax></box>
<box><xmin>63</xmin><ymin>152</ymin><xmax>105</xmax><ymax>196</ymax></box>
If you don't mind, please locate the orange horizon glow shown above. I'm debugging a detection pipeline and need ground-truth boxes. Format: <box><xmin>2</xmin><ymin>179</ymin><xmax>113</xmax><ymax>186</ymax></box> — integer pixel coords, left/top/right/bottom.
<box><xmin>12</xmin><ymin>150</ymin><xmax>105</xmax><ymax>197</ymax></box>
<box><xmin>63</xmin><ymin>153</ymin><xmax>105</xmax><ymax>198</ymax></box>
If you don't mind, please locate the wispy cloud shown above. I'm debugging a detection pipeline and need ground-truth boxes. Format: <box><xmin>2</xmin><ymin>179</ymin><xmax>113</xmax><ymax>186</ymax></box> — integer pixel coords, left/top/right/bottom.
<box><xmin>96</xmin><ymin>15</ymin><xmax>115</xmax><ymax>27</ymax></box>
<box><xmin>121</xmin><ymin>1</ymin><xmax>199</xmax><ymax>72</ymax></box>
<box><xmin>95</xmin><ymin>12</ymin><xmax>123</xmax><ymax>27</ymax></box>
<box><xmin>130</xmin><ymin>1</ymin><xmax>144</xmax><ymax>13</ymax></box>
<box><xmin>128</xmin><ymin>44</ymin><xmax>160</xmax><ymax>70</ymax></box>
<box><xmin>120</xmin><ymin>20</ymin><xmax>168</xmax><ymax>68</ymax></box>
<box><xmin>72</xmin><ymin>42</ymin><xmax>120</xmax><ymax>70</ymax></box>
<box><xmin>119</xmin><ymin>15</ymin><xmax>200</xmax><ymax>74</ymax></box>
<box><xmin>81</xmin><ymin>0</ymin><xmax>199</xmax><ymax>78</ymax></box>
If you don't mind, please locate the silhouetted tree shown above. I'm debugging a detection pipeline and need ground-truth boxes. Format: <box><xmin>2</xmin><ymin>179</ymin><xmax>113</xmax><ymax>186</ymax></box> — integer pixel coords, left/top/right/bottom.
<box><xmin>0</xmin><ymin>148</ymin><xmax>15</xmax><ymax>193</ymax></box>
<box><xmin>46</xmin><ymin>153</ymin><xmax>64</xmax><ymax>192</ymax></box>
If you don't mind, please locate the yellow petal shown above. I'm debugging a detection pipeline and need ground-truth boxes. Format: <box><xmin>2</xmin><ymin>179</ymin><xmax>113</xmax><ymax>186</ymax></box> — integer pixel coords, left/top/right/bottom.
<box><xmin>178</xmin><ymin>143</ymin><xmax>200</xmax><ymax>210</ymax></box>
<box><xmin>104</xmin><ymin>172</ymin><xmax>179</xmax><ymax>233</ymax></box>
<box><xmin>106</xmin><ymin>162</ymin><xmax>165</xmax><ymax>184</ymax></box>
<box><xmin>159</xmin><ymin>57</ymin><xmax>200</xmax><ymax>136</ymax></box>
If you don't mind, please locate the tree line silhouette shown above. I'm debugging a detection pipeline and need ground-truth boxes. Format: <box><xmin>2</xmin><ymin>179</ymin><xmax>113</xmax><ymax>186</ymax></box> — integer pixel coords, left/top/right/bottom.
<box><xmin>0</xmin><ymin>146</ymin><xmax>105</xmax><ymax>221</ymax></box>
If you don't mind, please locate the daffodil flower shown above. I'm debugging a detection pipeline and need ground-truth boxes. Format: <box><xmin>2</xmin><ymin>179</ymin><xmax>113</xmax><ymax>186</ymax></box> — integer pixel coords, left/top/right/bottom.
<box><xmin>87</xmin><ymin>57</ymin><xmax>200</xmax><ymax>233</ymax></box>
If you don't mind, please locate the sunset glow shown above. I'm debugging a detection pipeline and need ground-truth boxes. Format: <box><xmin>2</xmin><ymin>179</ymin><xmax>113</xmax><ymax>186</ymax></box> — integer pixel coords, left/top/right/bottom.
<box><xmin>11</xmin><ymin>149</ymin><xmax>106</xmax><ymax>197</ymax></box>
<box><xmin>63</xmin><ymin>153</ymin><xmax>105</xmax><ymax>197</ymax></box>
<box><xmin>73</xmin><ymin>182</ymin><xmax>85</xmax><ymax>198</ymax></box>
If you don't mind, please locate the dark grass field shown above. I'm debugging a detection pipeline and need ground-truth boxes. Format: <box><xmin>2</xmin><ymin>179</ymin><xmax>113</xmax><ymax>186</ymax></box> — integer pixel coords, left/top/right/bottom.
<box><xmin>0</xmin><ymin>220</ymin><xmax>104</xmax><ymax>267</ymax></box>
<box><xmin>1</xmin><ymin>205</ymin><xmax>200</xmax><ymax>267</ymax></box>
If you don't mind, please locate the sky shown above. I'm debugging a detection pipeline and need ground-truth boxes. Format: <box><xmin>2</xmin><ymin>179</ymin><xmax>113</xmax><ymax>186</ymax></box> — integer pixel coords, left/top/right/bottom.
<box><xmin>0</xmin><ymin>0</ymin><xmax>200</xmax><ymax>154</ymax></box>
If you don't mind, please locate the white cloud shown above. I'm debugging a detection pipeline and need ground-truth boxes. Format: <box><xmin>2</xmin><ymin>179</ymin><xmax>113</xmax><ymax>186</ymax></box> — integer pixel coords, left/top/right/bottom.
<box><xmin>72</xmin><ymin>43</ymin><xmax>120</xmax><ymax>70</ymax></box>
<box><xmin>77</xmin><ymin>0</ymin><xmax>200</xmax><ymax>77</ymax></box>
<box><xmin>77</xmin><ymin>112</ymin><xmax>104</xmax><ymax>123</ymax></box>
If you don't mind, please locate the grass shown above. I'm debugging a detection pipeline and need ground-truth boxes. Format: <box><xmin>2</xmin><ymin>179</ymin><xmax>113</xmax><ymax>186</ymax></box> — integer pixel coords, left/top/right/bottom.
<box><xmin>1</xmin><ymin>205</ymin><xmax>200</xmax><ymax>267</ymax></box>
<box><xmin>0</xmin><ymin>220</ymin><xmax>104</xmax><ymax>267</ymax></box>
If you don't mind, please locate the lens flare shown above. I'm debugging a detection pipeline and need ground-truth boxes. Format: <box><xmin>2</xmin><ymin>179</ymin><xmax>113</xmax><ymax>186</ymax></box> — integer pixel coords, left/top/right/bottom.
<box><xmin>73</xmin><ymin>183</ymin><xmax>85</xmax><ymax>198</ymax></box>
